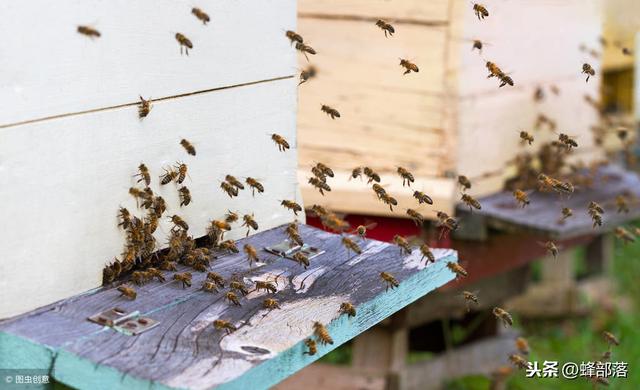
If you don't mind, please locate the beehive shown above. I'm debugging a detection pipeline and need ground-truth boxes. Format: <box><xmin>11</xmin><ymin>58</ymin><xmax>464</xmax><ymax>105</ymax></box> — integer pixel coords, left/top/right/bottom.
<box><xmin>0</xmin><ymin>0</ymin><xmax>298</xmax><ymax>318</ymax></box>
<box><xmin>297</xmin><ymin>0</ymin><xmax>604</xmax><ymax>217</ymax></box>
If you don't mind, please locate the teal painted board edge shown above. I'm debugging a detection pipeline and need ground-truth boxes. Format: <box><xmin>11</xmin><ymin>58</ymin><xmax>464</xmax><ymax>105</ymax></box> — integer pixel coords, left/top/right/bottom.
<box><xmin>218</xmin><ymin>253</ymin><xmax>458</xmax><ymax>390</ymax></box>
<box><xmin>0</xmin><ymin>331</ymin><xmax>55</xmax><ymax>370</ymax></box>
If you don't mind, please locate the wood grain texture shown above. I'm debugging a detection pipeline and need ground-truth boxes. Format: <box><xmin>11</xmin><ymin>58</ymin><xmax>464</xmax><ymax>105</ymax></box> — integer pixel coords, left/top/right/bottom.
<box><xmin>298</xmin><ymin>0</ymin><xmax>448</xmax><ymax>22</ymax></box>
<box><xmin>0</xmin><ymin>224</ymin><xmax>458</xmax><ymax>390</ymax></box>
<box><xmin>0</xmin><ymin>0</ymin><xmax>296</xmax><ymax>126</ymax></box>
<box><xmin>0</xmin><ymin>78</ymin><xmax>299</xmax><ymax>318</ymax></box>
<box><xmin>465</xmin><ymin>165</ymin><xmax>640</xmax><ymax>239</ymax></box>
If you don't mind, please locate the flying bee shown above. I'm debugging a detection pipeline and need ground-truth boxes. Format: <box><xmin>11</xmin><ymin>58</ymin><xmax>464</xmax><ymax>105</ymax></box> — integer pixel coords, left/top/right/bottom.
<box><xmin>588</xmin><ymin>201</ymin><xmax>605</xmax><ymax>215</ymax></box>
<box><xmin>179</xmin><ymin>139</ymin><xmax>196</xmax><ymax>156</ymax></box>
<box><xmin>117</xmin><ymin>285</ymin><xmax>137</xmax><ymax>300</ymax></box>
<box><xmin>437</xmin><ymin>211</ymin><xmax>459</xmax><ymax>232</ymax></box>
<box><xmin>515</xmin><ymin>337</ymin><xmax>530</xmax><ymax>355</ymax></box>
<box><xmin>582</xmin><ymin>63</ymin><xmax>595</xmax><ymax>82</ymax></box>
<box><xmin>447</xmin><ymin>261</ymin><xmax>467</xmax><ymax>278</ymax></box>
<box><xmin>614</xmin><ymin>227</ymin><xmax>635</xmax><ymax>244</ymax></box>
<box><xmin>244</xmin><ymin>244</ymin><xmax>259</xmax><ymax>266</ymax></box>
<box><xmin>255</xmin><ymin>280</ymin><xmax>277</xmax><ymax>294</ymax></box>
<box><xmin>242</xmin><ymin>214</ymin><xmax>258</xmax><ymax>237</ymax></box>
<box><xmin>213</xmin><ymin>319</ymin><xmax>236</xmax><ymax>334</ymax></box>
<box><xmin>286</xmin><ymin>225</ymin><xmax>304</xmax><ymax>246</ymax></box>
<box><xmin>263</xmin><ymin>298</ymin><xmax>281</xmax><ymax>310</ymax></box>
<box><xmin>380</xmin><ymin>193</ymin><xmax>398</xmax><ymax>211</ymax></box>
<box><xmin>310</xmin><ymin>204</ymin><xmax>328</xmax><ymax>217</ymax></box>
<box><xmin>520</xmin><ymin>131</ymin><xmax>534</xmax><ymax>145</ymax></box>
<box><xmin>486</xmin><ymin>61</ymin><xmax>503</xmax><ymax>78</ymax></box>
<box><xmin>341</xmin><ymin>236</ymin><xmax>362</xmax><ymax>256</ymax></box>
<box><xmin>499</xmin><ymin>74</ymin><xmax>514</xmax><ymax>87</ymax></box>
<box><xmin>380</xmin><ymin>272</ymin><xmax>399</xmax><ymax>291</ymax></box>
<box><xmin>462</xmin><ymin>291</ymin><xmax>479</xmax><ymax>312</ymax></box>
<box><xmin>413</xmin><ymin>190</ymin><xmax>433</xmax><ymax>205</ymax></box>
<box><xmin>513</xmin><ymin>189</ymin><xmax>530</xmax><ymax>208</ymax></box>
<box><xmin>311</xmin><ymin>166</ymin><xmax>327</xmax><ymax>183</ymax></box>
<box><xmin>350</xmin><ymin>167</ymin><xmax>363</xmax><ymax>181</ymax></box>
<box><xmin>225</xmin><ymin>291</ymin><xmax>241</xmax><ymax>306</ymax></box>
<box><xmin>622</xmin><ymin>47</ymin><xmax>632</xmax><ymax>56</ymax></box>
<box><xmin>340</xmin><ymin>302</ymin><xmax>356</xmax><ymax>317</ymax></box>
<box><xmin>493</xmin><ymin>307</ymin><xmax>513</xmax><ymax>327</ymax></box>
<box><xmin>220</xmin><ymin>181</ymin><xmax>239</xmax><ymax>198</ymax></box>
<box><xmin>542</xmin><ymin>241</ymin><xmax>559</xmax><ymax>259</ymax></box>
<box><xmin>295</xmin><ymin>42</ymin><xmax>316</xmax><ymax>61</ymax></box>
<box><xmin>178</xmin><ymin>186</ymin><xmax>192</xmax><ymax>206</ymax></box>
<box><xmin>372</xmin><ymin>183</ymin><xmax>387</xmax><ymax>199</ymax></box>
<box><xmin>191</xmin><ymin>7</ymin><xmax>210</xmax><ymax>25</ymax></box>
<box><xmin>309</xmin><ymin>177</ymin><xmax>331</xmax><ymax>195</ymax></box>
<box><xmin>173</xmin><ymin>272</ymin><xmax>192</xmax><ymax>288</ymax></box>
<box><xmin>397</xmin><ymin>167</ymin><xmax>415</xmax><ymax>187</ymax></box>
<box><xmin>304</xmin><ymin>339</ymin><xmax>317</xmax><ymax>355</ymax></box>
<box><xmin>225</xmin><ymin>175</ymin><xmax>244</xmax><ymax>190</ymax></box>
<box><xmin>375</xmin><ymin>19</ymin><xmax>395</xmax><ymax>38</ymax></box>
<box><xmin>559</xmin><ymin>207</ymin><xmax>573</xmax><ymax>224</ymax></box>
<box><xmin>461</xmin><ymin>193</ymin><xmax>482</xmax><ymax>211</ymax></box>
<box><xmin>615</xmin><ymin>194</ymin><xmax>630</xmax><ymax>213</ymax></box>
<box><xmin>280</xmin><ymin>200</ymin><xmax>303</xmax><ymax>216</ymax></box>
<box><xmin>321</xmin><ymin>104</ymin><xmax>340</xmax><ymax>119</ymax></box>
<box><xmin>169</xmin><ymin>215</ymin><xmax>189</xmax><ymax>231</ymax></box>
<box><xmin>558</xmin><ymin>133</ymin><xmax>578</xmax><ymax>149</ymax></box>
<box><xmin>591</xmin><ymin>213</ymin><xmax>603</xmax><ymax>228</ymax></box>
<box><xmin>472</xmin><ymin>3</ymin><xmax>489</xmax><ymax>20</ymax></box>
<box><xmin>299</xmin><ymin>66</ymin><xmax>317</xmax><ymax>85</ymax></box>
<box><xmin>315</xmin><ymin>162</ymin><xmax>334</xmax><ymax>178</ymax></box>
<box><xmin>271</xmin><ymin>133</ymin><xmax>290</xmax><ymax>152</ymax></box>
<box><xmin>406</xmin><ymin>209</ymin><xmax>425</xmax><ymax>226</ymax></box>
<box><xmin>399</xmin><ymin>58</ymin><xmax>419</xmax><ymax>75</ymax></box>
<box><xmin>349</xmin><ymin>221</ymin><xmax>377</xmax><ymax>241</ymax></box>
<box><xmin>175</xmin><ymin>33</ymin><xmax>193</xmax><ymax>55</ymax></box>
<box><xmin>160</xmin><ymin>260</ymin><xmax>178</xmax><ymax>272</ymax></box>
<box><xmin>509</xmin><ymin>354</ymin><xmax>528</xmax><ymax>370</ymax></box>
<box><xmin>419</xmin><ymin>244</ymin><xmax>435</xmax><ymax>264</ymax></box>
<box><xmin>174</xmin><ymin>162</ymin><xmax>188</xmax><ymax>184</ymax></box>
<box><xmin>458</xmin><ymin>175</ymin><xmax>471</xmax><ymax>191</ymax></box>
<box><xmin>602</xmin><ymin>331</ymin><xmax>620</xmax><ymax>348</ymax></box>
<box><xmin>138</xmin><ymin>96</ymin><xmax>152</xmax><ymax>119</ymax></box>
<box><xmin>472</xmin><ymin>39</ymin><xmax>483</xmax><ymax>52</ymax></box>
<box><xmin>285</xmin><ymin>30</ymin><xmax>304</xmax><ymax>45</ymax></box>
<box><xmin>313</xmin><ymin>322</ymin><xmax>334</xmax><ymax>345</ymax></box>
<box><xmin>246</xmin><ymin>177</ymin><xmax>265</xmax><ymax>196</ymax></box>
<box><xmin>134</xmin><ymin>163</ymin><xmax>151</xmax><ymax>186</ymax></box>
<box><xmin>77</xmin><ymin>25</ymin><xmax>100</xmax><ymax>38</ymax></box>
<box><xmin>118</xmin><ymin>207</ymin><xmax>132</xmax><ymax>229</ymax></box>
<box><xmin>202</xmin><ymin>281</ymin><xmax>219</xmax><ymax>293</ymax></box>
<box><xmin>225</xmin><ymin>210</ymin><xmax>239</xmax><ymax>223</ymax></box>
<box><xmin>293</xmin><ymin>252</ymin><xmax>310</xmax><ymax>269</ymax></box>
<box><xmin>160</xmin><ymin>167</ymin><xmax>178</xmax><ymax>185</ymax></box>
<box><xmin>219</xmin><ymin>240</ymin><xmax>239</xmax><ymax>254</ymax></box>
<box><xmin>363</xmin><ymin>167</ymin><xmax>381</xmax><ymax>183</ymax></box>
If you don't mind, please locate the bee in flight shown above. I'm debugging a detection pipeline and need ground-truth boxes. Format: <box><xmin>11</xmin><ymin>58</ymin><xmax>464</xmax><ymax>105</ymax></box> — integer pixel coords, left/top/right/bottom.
<box><xmin>397</xmin><ymin>167</ymin><xmax>415</xmax><ymax>187</ymax></box>
<box><xmin>295</xmin><ymin>42</ymin><xmax>316</xmax><ymax>61</ymax></box>
<box><xmin>458</xmin><ymin>175</ymin><xmax>471</xmax><ymax>191</ymax></box>
<box><xmin>304</xmin><ymin>339</ymin><xmax>317</xmax><ymax>355</ymax></box>
<box><xmin>341</xmin><ymin>236</ymin><xmax>363</xmax><ymax>256</ymax></box>
<box><xmin>419</xmin><ymin>244</ymin><xmax>435</xmax><ymax>264</ymax></box>
<box><xmin>299</xmin><ymin>66</ymin><xmax>317</xmax><ymax>85</ymax></box>
<box><xmin>180</xmin><ymin>139</ymin><xmax>196</xmax><ymax>156</ymax></box>
<box><xmin>286</xmin><ymin>30</ymin><xmax>304</xmax><ymax>46</ymax></box>
<box><xmin>493</xmin><ymin>307</ymin><xmax>513</xmax><ymax>327</ymax></box>
<box><xmin>519</xmin><ymin>131</ymin><xmax>534</xmax><ymax>145</ymax></box>
<box><xmin>175</xmin><ymin>33</ymin><xmax>193</xmax><ymax>56</ymax></box>
<box><xmin>77</xmin><ymin>25</ymin><xmax>101</xmax><ymax>38</ymax></box>
<box><xmin>271</xmin><ymin>133</ymin><xmax>290</xmax><ymax>152</ymax></box>
<box><xmin>509</xmin><ymin>354</ymin><xmax>528</xmax><ymax>370</ymax></box>
<box><xmin>582</xmin><ymin>63</ymin><xmax>595</xmax><ymax>82</ymax></box>
<box><xmin>313</xmin><ymin>322</ymin><xmax>334</xmax><ymax>345</ymax></box>
<box><xmin>399</xmin><ymin>59</ymin><xmax>419</xmax><ymax>75</ymax></box>
<box><xmin>192</xmin><ymin>8</ymin><xmax>210</xmax><ymax>25</ymax></box>
<box><xmin>472</xmin><ymin>3</ymin><xmax>489</xmax><ymax>20</ymax></box>
<box><xmin>380</xmin><ymin>272</ymin><xmax>399</xmax><ymax>291</ymax></box>
<box><xmin>321</xmin><ymin>105</ymin><xmax>341</xmax><ymax>119</ymax></box>
<box><xmin>461</xmin><ymin>193</ymin><xmax>482</xmax><ymax>211</ymax></box>
<box><xmin>363</xmin><ymin>167</ymin><xmax>381</xmax><ymax>183</ymax></box>
<box><xmin>513</xmin><ymin>189</ymin><xmax>530</xmax><ymax>208</ymax></box>
<box><xmin>309</xmin><ymin>177</ymin><xmax>331</xmax><ymax>195</ymax></box>
<box><xmin>462</xmin><ymin>291</ymin><xmax>479</xmax><ymax>312</ymax></box>
<box><xmin>447</xmin><ymin>261</ymin><xmax>467</xmax><ymax>279</ymax></box>
<box><xmin>375</xmin><ymin>19</ymin><xmax>395</xmax><ymax>37</ymax></box>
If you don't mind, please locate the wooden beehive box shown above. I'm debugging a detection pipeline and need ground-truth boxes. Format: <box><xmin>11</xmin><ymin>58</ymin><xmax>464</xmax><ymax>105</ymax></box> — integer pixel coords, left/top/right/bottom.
<box><xmin>0</xmin><ymin>0</ymin><xmax>298</xmax><ymax>319</ymax></box>
<box><xmin>297</xmin><ymin>0</ymin><xmax>604</xmax><ymax>217</ymax></box>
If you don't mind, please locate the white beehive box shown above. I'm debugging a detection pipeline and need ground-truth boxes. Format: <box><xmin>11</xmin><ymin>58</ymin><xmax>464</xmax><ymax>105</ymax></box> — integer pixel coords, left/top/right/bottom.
<box><xmin>0</xmin><ymin>0</ymin><xmax>298</xmax><ymax>318</ymax></box>
<box><xmin>297</xmin><ymin>0</ymin><xmax>604</xmax><ymax>217</ymax></box>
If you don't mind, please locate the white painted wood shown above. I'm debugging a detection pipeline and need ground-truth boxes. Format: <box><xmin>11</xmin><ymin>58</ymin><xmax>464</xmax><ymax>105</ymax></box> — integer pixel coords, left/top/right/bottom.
<box><xmin>0</xmin><ymin>0</ymin><xmax>296</xmax><ymax>126</ymax></box>
<box><xmin>0</xmin><ymin>78</ymin><xmax>299</xmax><ymax>318</ymax></box>
<box><xmin>299</xmin><ymin>0</ymin><xmax>449</xmax><ymax>22</ymax></box>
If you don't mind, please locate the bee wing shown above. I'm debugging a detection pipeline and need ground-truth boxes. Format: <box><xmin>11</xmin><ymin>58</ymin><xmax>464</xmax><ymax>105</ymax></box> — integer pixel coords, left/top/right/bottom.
<box><xmin>363</xmin><ymin>220</ymin><xmax>378</xmax><ymax>230</ymax></box>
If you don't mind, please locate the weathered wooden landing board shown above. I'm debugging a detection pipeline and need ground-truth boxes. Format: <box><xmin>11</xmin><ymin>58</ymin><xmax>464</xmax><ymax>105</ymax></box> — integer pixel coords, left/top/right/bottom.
<box><xmin>463</xmin><ymin>165</ymin><xmax>640</xmax><ymax>239</ymax></box>
<box><xmin>0</xmin><ymin>224</ymin><xmax>457</xmax><ymax>390</ymax></box>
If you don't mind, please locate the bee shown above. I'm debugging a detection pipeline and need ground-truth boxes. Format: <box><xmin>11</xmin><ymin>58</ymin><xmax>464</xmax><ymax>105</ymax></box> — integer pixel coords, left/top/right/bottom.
<box><xmin>419</xmin><ymin>244</ymin><xmax>435</xmax><ymax>264</ymax></box>
<box><xmin>350</xmin><ymin>167</ymin><xmax>363</xmax><ymax>181</ymax></box>
<box><xmin>293</xmin><ymin>252</ymin><xmax>310</xmax><ymax>269</ymax></box>
<box><xmin>286</xmin><ymin>223</ymin><xmax>305</xmax><ymax>246</ymax></box>
<box><xmin>559</xmin><ymin>207</ymin><xmax>573</xmax><ymax>223</ymax></box>
<box><xmin>406</xmin><ymin>209</ymin><xmax>425</xmax><ymax>226</ymax></box>
<box><xmin>615</xmin><ymin>194</ymin><xmax>630</xmax><ymax>213</ymax></box>
<box><xmin>206</xmin><ymin>272</ymin><xmax>225</xmax><ymax>288</ymax></box>
<box><xmin>461</xmin><ymin>193</ymin><xmax>482</xmax><ymax>211</ymax></box>
<box><xmin>175</xmin><ymin>33</ymin><xmax>193</xmax><ymax>55</ymax></box>
<box><xmin>144</xmin><ymin>268</ymin><xmax>164</xmax><ymax>283</ymax></box>
<box><xmin>486</xmin><ymin>61</ymin><xmax>503</xmax><ymax>78</ymax></box>
<box><xmin>213</xmin><ymin>319</ymin><xmax>236</xmax><ymax>334</ymax></box>
<box><xmin>242</xmin><ymin>214</ymin><xmax>258</xmax><ymax>236</ymax></box>
<box><xmin>174</xmin><ymin>162</ymin><xmax>188</xmax><ymax>184</ymax></box>
<box><xmin>340</xmin><ymin>302</ymin><xmax>356</xmax><ymax>317</ymax></box>
<box><xmin>133</xmin><ymin>163</ymin><xmax>151</xmax><ymax>186</ymax></box>
<box><xmin>509</xmin><ymin>354</ymin><xmax>528</xmax><ymax>370</ymax></box>
<box><xmin>591</xmin><ymin>213</ymin><xmax>603</xmax><ymax>228</ymax></box>
<box><xmin>285</xmin><ymin>30</ymin><xmax>304</xmax><ymax>45</ymax></box>
<box><xmin>493</xmin><ymin>307</ymin><xmax>513</xmax><ymax>327</ymax></box>
<box><xmin>558</xmin><ymin>133</ymin><xmax>578</xmax><ymax>149</ymax></box>
<box><xmin>321</xmin><ymin>105</ymin><xmax>340</xmax><ymax>119</ymax></box>
<box><xmin>313</xmin><ymin>322</ymin><xmax>333</xmax><ymax>345</ymax></box>
<box><xmin>138</xmin><ymin>96</ymin><xmax>152</xmax><ymax>119</ymax></box>
<box><xmin>153</xmin><ymin>196</ymin><xmax>167</xmax><ymax>216</ymax></box>
<box><xmin>225</xmin><ymin>175</ymin><xmax>244</xmax><ymax>190</ymax></box>
<box><xmin>160</xmin><ymin>167</ymin><xmax>178</xmax><ymax>185</ymax></box>
<box><xmin>255</xmin><ymin>280</ymin><xmax>277</xmax><ymax>294</ymax></box>
<box><xmin>246</xmin><ymin>177</ymin><xmax>265</xmax><ymax>196</ymax></box>
<box><xmin>173</xmin><ymin>272</ymin><xmax>192</xmax><ymax>288</ymax></box>
<box><xmin>602</xmin><ymin>331</ymin><xmax>620</xmax><ymax>348</ymax></box>
<box><xmin>350</xmin><ymin>222</ymin><xmax>377</xmax><ymax>241</ymax></box>
<box><xmin>225</xmin><ymin>291</ymin><xmax>241</xmax><ymax>306</ymax></box>
<box><xmin>132</xmin><ymin>270</ymin><xmax>151</xmax><ymax>286</ymax></box>
<box><xmin>220</xmin><ymin>181</ymin><xmax>239</xmax><ymax>198</ymax></box>
<box><xmin>372</xmin><ymin>183</ymin><xmax>387</xmax><ymax>199</ymax></box>
<box><xmin>323</xmin><ymin>213</ymin><xmax>351</xmax><ymax>232</ymax></box>
<box><xmin>191</xmin><ymin>7</ymin><xmax>210</xmax><ymax>25</ymax></box>
<box><xmin>225</xmin><ymin>210</ymin><xmax>239</xmax><ymax>224</ymax></box>
<box><xmin>582</xmin><ymin>63</ymin><xmax>595</xmax><ymax>82</ymax></box>
<box><xmin>178</xmin><ymin>186</ymin><xmax>192</xmax><ymax>206</ymax></box>
<box><xmin>281</xmin><ymin>200</ymin><xmax>303</xmax><ymax>215</ymax></box>
<box><xmin>310</xmin><ymin>165</ymin><xmax>325</xmax><ymax>182</ymax></box>
<box><xmin>499</xmin><ymin>74</ymin><xmax>514</xmax><ymax>88</ymax></box>
<box><xmin>341</xmin><ymin>236</ymin><xmax>362</xmax><ymax>256</ymax></box>
<box><xmin>471</xmin><ymin>39</ymin><xmax>484</xmax><ymax>53</ymax></box>
<box><xmin>363</xmin><ymin>167</ymin><xmax>381</xmax><ymax>184</ymax></box>
<box><xmin>437</xmin><ymin>211</ymin><xmax>459</xmax><ymax>232</ymax></box>
<box><xmin>117</xmin><ymin>285</ymin><xmax>137</xmax><ymax>300</ymax></box>
<box><xmin>472</xmin><ymin>3</ymin><xmax>489</xmax><ymax>20</ymax></box>
<box><xmin>299</xmin><ymin>67</ymin><xmax>314</xmax><ymax>85</ymax></box>
<box><xmin>458</xmin><ymin>175</ymin><xmax>471</xmax><ymax>191</ymax></box>
<box><xmin>515</xmin><ymin>337</ymin><xmax>530</xmax><ymax>355</ymax></box>
<box><xmin>462</xmin><ymin>291</ymin><xmax>479</xmax><ymax>312</ymax></box>
<box><xmin>219</xmin><ymin>239</ymin><xmax>239</xmax><ymax>254</ymax></box>
<box><xmin>397</xmin><ymin>167</ymin><xmax>415</xmax><ymax>187</ymax></box>
<box><xmin>380</xmin><ymin>272</ymin><xmax>399</xmax><ymax>291</ymax></box>
<box><xmin>588</xmin><ymin>201</ymin><xmax>605</xmax><ymax>215</ymax></box>
<box><xmin>178</xmin><ymin>139</ymin><xmax>196</xmax><ymax>156</ymax></box>
<box><xmin>513</xmin><ymin>189</ymin><xmax>530</xmax><ymax>208</ymax></box>
<box><xmin>263</xmin><ymin>298</ymin><xmax>281</xmax><ymax>310</ymax></box>
<box><xmin>543</xmin><ymin>241</ymin><xmax>559</xmax><ymax>259</ymax></box>
<box><xmin>77</xmin><ymin>25</ymin><xmax>100</xmax><ymax>38</ymax></box>
<box><xmin>271</xmin><ymin>133</ymin><xmax>290</xmax><ymax>152</ymax></box>
<box><xmin>244</xmin><ymin>244</ymin><xmax>259</xmax><ymax>266</ymax></box>
<box><xmin>202</xmin><ymin>281</ymin><xmax>219</xmax><ymax>293</ymax></box>
<box><xmin>410</xmin><ymin>190</ymin><xmax>432</xmax><ymax>205</ymax></box>
<box><xmin>160</xmin><ymin>260</ymin><xmax>178</xmax><ymax>272</ymax></box>
<box><xmin>614</xmin><ymin>227</ymin><xmax>635</xmax><ymax>244</ymax></box>
<box><xmin>304</xmin><ymin>338</ymin><xmax>317</xmax><ymax>355</ymax></box>
<box><xmin>310</xmin><ymin>204</ymin><xmax>328</xmax><ymax>217</ymax></box>
<box><xmin>375</xmin><ymin>19</ymin><xmax>395</xmax><ymax>38</ymax></box>
<box><xmin>193</xmin><ymin>262</ymin><xmax>208</xmax><ymax>273</ymax></box>
<box><xmin>399</xmin><ymin>59</ymin><xmax>419</xmax><ymax>75</ymax></box>
<box><xmin>118</xmin><ymin>207</ymin><xmax>132</xmax><ymax>229</ymax></box>
<box><xmin>295</xmin><ymin>42</ymin><xmax>316</xmax><ymax>61</ymax></box>
<box><xmin>380</xmin><ymin>193</ymin><xmax>398</xmax><ymax>211</ymax></box>
<box><xmin>447</xmin><ymin>261</ymin><xmax>467</xmax><ymax>278</ymax></box>
<box><xmin>169</xmin><ymin>215</ymin><xmax>189</xmax><ymax>231</ymax></box>
<box><xmin>622</xmin><ymin>47</ymin><xmax>632</xmax><ymax>56</ymax></box>
<box><xmin>314</xmin><ymin>162</ymin><xmax>334</xmax><ymax>178</ymax></box>
<box><xmin>309</xmin><ymin>177</ymin><xmax>331</xmax><ymax>195</ymax></box>
<box><xmin>519</xmin><ymin>131</ymin><xmax>534</xmax><ymax>145</ymax></box>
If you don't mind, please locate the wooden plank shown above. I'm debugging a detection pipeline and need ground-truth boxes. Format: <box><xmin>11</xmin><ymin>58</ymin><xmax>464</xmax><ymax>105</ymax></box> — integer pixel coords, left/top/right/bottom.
<box><xmin>275</xmin><ymin>363</ymin><xmax>386</xmax><ymax>390</ymax></box>
<box><xmin>298</xmin><ymin>0</ymin><xmax>448</xmax><ymax>23</ymax></box>
<box><xmin>0</xmin><ymin>78</ymin><xmax>298</xmax><ymax>319</ymax></box>
<box><xmin>466</xmin><ymin>165</ymin><xmax>640</xmax><ymax>239</ymax></box>
<box><xmin>0</xmin><ymin>0</ymin><xmax>295</xmax><ymax>126</ymax></box>
<box><xmin>298</xmin><ymin>169</ymin><xmax>456</xmax><ymax>219</ymax></box>
<box><xmin>0</xmin><ymin>224</ymin><xmax>458</xmax><ymax>390</ymax></box>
